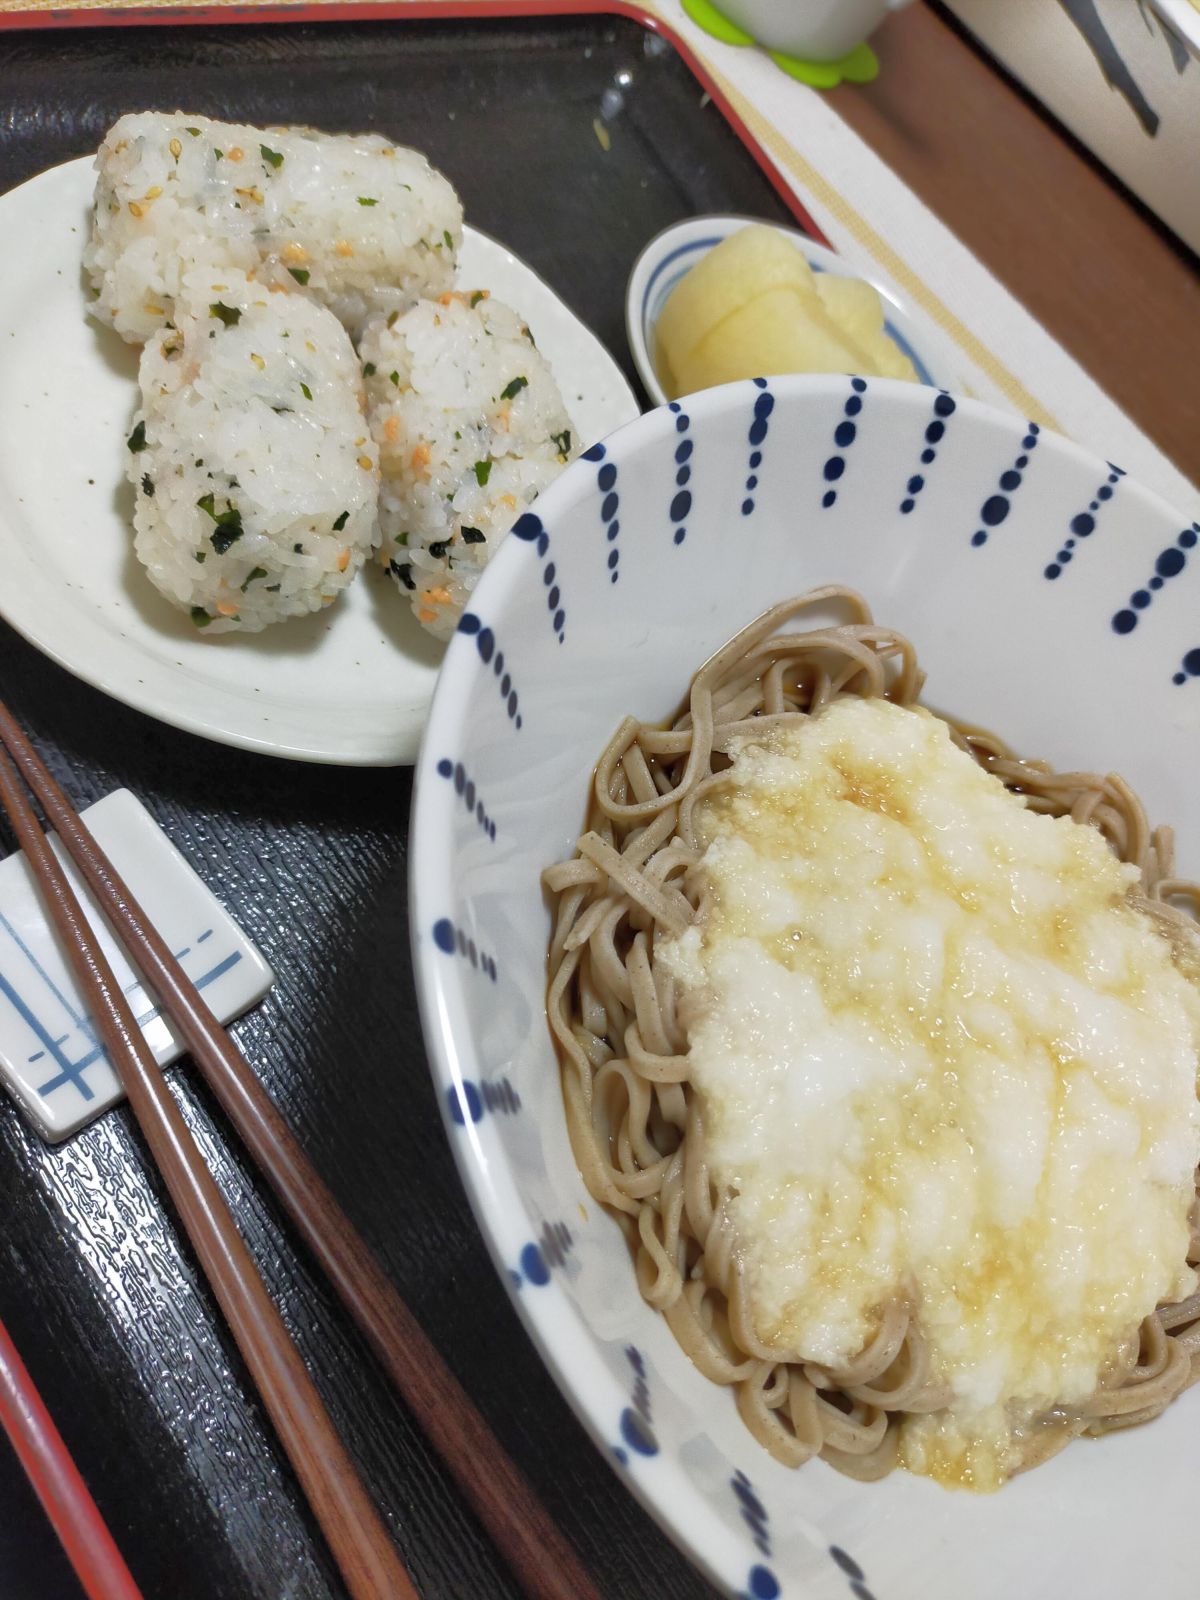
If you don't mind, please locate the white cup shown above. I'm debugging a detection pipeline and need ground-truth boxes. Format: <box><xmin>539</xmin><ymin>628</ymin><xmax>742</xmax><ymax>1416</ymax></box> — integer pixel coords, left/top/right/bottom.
<box><xmin>715</xmin><ymin>0</ymin><xmax>915</xmax><ymax>62</ymax></box>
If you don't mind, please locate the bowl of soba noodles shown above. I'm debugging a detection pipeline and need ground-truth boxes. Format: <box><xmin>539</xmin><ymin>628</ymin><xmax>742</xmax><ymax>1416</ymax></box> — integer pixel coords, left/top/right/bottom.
<box><xmin>411</xmin><ymin>374</ymin><xmax>1200</xmax><ymax>1600</ymax></box>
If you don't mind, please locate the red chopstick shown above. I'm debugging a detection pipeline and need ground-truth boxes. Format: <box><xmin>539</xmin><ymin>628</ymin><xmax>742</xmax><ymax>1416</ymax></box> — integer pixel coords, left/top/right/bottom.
<box><xmin>0</xmin><ymin>1314</ymin><xmax>145</xmax><ymax>1600</ymax></box>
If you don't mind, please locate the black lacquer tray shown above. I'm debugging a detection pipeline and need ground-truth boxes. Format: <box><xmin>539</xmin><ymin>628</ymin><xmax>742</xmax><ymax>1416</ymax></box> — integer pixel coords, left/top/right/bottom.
<box><xmin>0</xmin><ymin>11</ymin><xmax>802</xmax><ymax>1597</ymax></box>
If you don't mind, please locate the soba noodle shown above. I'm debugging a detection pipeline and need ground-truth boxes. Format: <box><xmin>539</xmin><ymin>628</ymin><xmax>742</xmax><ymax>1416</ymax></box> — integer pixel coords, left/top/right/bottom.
<box><xmin>543</xmin><ymin>588</ymin><xmax>1200</xmax><ymax>1482</ymax></box>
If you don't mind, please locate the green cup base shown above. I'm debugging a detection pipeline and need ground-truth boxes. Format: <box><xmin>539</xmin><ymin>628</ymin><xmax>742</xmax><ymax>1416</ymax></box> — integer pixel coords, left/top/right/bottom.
<box><xmin>769</xmin><ymin>41</ymin><xmax>879</xmax><ymax>87</ymax></box>
<box><xmin>680</xmin><ymin>0</ymin><xmax>881</xmax><ymax>89</ymax></box>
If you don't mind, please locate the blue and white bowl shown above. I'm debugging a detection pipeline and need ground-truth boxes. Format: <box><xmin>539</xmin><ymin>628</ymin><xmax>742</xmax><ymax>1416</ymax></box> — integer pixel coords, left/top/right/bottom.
<box><xmin>411</xmin><ymin>376</ymin><xmax>1200</xmax><ymax>1600</ymax></box>
<box><xmin>626</xmin><ymin>215</ymin><xmax>966</xmax><ymax>404</ymax></box>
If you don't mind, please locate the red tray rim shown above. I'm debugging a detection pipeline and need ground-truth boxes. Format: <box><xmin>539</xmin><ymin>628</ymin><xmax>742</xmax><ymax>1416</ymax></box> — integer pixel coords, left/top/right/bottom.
<box><xmin>0</xmin><ymin>0</ymin><xmax>829</xmax><ymax>247</ymax></box>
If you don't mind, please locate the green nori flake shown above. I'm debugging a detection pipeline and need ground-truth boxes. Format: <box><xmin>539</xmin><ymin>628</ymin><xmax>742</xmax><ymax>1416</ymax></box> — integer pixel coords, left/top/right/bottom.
<box><xmin>196</xmin><ymin>492</ymin><xmax>245</xmax><ymax>553</ymax></box>
<box><xmin>265</xmin><ymin>583</ymin><xmax>281</xmax><ymax>592</ymax></box>
<box><xmin>299</xmin><ymin>382</ymin><xmax>313</xmax><ymax>400</ymax></box>
<box><xmin>211</xmin><ymin>526</ymin><xmax>242</xmax><ymax>555</ymax></box>
<box><xmin>395</xmin><ymin>532</ymin><xmax>409</xmax><ymax>545</ymax></box>
<box><xmin>293</xmin><ymin>542</ymin><xmax>304</xmax><ymax>553</ymax></box>
<box><xmin>260</xmin><ymin>144</ymin><xmax>284</xmax><ymax>169</ymax></box>
<box><xmin>195</xmin><ymin>458</ymin><xmax>204</xmax><ymax>468</ymax></box>
<box><xmin>552</xmin><ymin>429</ymin><xmax>572</xmax><ymax>458</ymax></box>
<box><xmin>127</xmin><ymin>420</ymin><xmax>147</xmax><ymax>453</ymax></box>
<box><xmin>362</xmin><ymin>361</ymin><xmax>376</xmax><ymax>377</ymax></box>
<box><xmin>332</xmin><ymin>510</ymin><xmax>350</xmax><ymax>531</ymax></box>
<box><xmin>209</xmin><ymin>301</ymin><xmax>241</xmax><ymax>327</ymax></box>
<box><xmin>194</xmin><ymin>552</ymin><xmax>206</xmax><ymax>564</ymax></box>
<box><xmin>473</xmin><ymin>460</ymin><xmax>492</xmax><ymax>487</ymax></box>
<box><xmin>469</xmin><ymin>291</ymin><xmax>486</xmax><ymax>308</ymax></box>
<box><xmin>271</xmin><ymin>405</ymin><xmax>292</xmax><ymax>414</ymax></box>
<box><xmin>214</xmin><ymin>149</ymin><xmax>224</xmax><ymax>160</ymax></box>
<box><xmin>186</xmin><ymin>127</ymin><xmax>201</xmax><ymax>137</ymax></box>
<box><xmin>500</xmin><ymin>376</ymin><xmax>528</xmax><ymax>401</ymax></box>
<box><xmin>386</xmin><ymin>310</ymin><xmax>400</xmax><ymax>327</ymax></box>
<box><xmin>287</xmin><ymin>267</ymin><xmax>310</xmax><ymax>285</ymax></box>
<box><xmin>389</xmin><ymin>559</ymin><xmax>415</xmax><ymax>590</ymax></box>
<box><xmin>461</xmin><ymin>525</ymin><xmax>486</xmax><ymax>544</ymax></box>
<box><xmin>428</xmin><ymin>540</ymin><xmax>448</xmax><ymax>559</ymax></box>
<box><xmin>389</xmin><ymin>371</ymin><xmax>400</xmax><ymax>388</ymax></box>
<box><xmin>443</xmin><ymin>229</ymin><xmax>453</xmax><ymax>249</ymax></box>
<box><xmin>357</xmin><ymin>196</ymin><xmax>378</xmax><ymax>206</ymax></box>
<box><xmin>241</xmin><ymin>565</ymin><xmax>269</xmax><ymax>590</ymax></box>
<box><xmin>190</xmin><ymin>606</ymin><xmax>212</xmax><ymax>627</ymax></box>
<box><xmin>525</xmin><ymin>327</ymin><xmax>537</xmax><ymax>347</ymax></box>
<box><xmin>140</xmin><ymin>473</ymin><xmax>154</xmax><ymax>497</ymax></box>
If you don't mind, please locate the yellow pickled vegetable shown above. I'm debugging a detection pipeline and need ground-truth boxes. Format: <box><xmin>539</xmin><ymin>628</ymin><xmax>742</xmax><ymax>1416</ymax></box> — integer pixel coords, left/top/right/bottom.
<box><xmin>813</xmin><ymin>274</ymin><xmax>885</xmax><ymax>343</ymax></box>
<box><xmin>672</xmin><ymin>286</ymin><xmax>865</xmax><ymax>396</ymax></box>
<box><xmin>656</xmin><ymin>225</ymin><xmax>817</xmax><ymax>387</ymax></box>
<box><xmin>656</xmin><ymin>224</ymin><xmax>918</xmax><ymax>397</ymax></box>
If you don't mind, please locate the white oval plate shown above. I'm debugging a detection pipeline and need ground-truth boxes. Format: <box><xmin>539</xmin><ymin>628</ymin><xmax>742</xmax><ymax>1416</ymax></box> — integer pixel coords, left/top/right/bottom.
<box><xmin>0</xmin><ymin>156</ymin><xmax>640</xmax><ymax>766</ymax></box>
<box><xmin>626</xmin><ymin>213</ymin><xmax>967</xmax><ymax>405</ymax></box>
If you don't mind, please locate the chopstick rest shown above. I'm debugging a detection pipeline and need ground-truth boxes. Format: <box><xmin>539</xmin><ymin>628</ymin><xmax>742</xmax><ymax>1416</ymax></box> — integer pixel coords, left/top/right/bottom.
<box><xmin>0</xmin><ymin>789</ymin><xmax>272</xmax><ymax>1141</ymax></box>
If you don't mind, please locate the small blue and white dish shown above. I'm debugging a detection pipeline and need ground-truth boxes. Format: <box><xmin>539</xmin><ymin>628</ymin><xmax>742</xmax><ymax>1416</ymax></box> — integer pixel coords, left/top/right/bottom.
<box><xmin>626</xmin><ymin>214</ymin><xmax>966</xmax><ymax>403</ymax></box>
<box><xmin>411</xmin><ymin>376</ymin><xmax>1200</xmax><ymax>1600</ymax></box>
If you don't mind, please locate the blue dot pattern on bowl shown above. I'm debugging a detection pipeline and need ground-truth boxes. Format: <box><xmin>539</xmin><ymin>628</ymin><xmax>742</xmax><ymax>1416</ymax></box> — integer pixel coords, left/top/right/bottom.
<box><xmin>900</xmin><ymin>391</ymin><xmax>956</xmax><ymax>512</ymax></box>
<box><xmin>821</xmin><ymin>379</ymin><xmax>867</xmax><ymax>509</ymax></box>
<box><xmin>668</xmin><ymin>403</ymin><xmax>692</xmax><ymax>543</ymax></box>
<box><xmin>435</xmin><ymin>757</ymin><xmax>496</xmax><ymax>841</ymax></box>
<box><xmin>510</xmin><ymin>1222</ymin><xmax>574</xmax><ymax>1288</ymax></box>
<box><xmin>742</xmin><ymin>380</ymin><xmax>774</xmax><ymax>516</ymax></box>
<box><xmin>737</xmin><ymin>1566</ymin><xmax>782</xmax><ymax>1600</ymax></box>
<box><xmin>431</xmin><ymin>916</ymin><xmax>497</xmax><ymax>981</ymax></box>
<box><xmin>1111</xmin><ymin>522</ymin><xmax>1199</xmax><ymax>636</ymax></box>
<box><xmin>1043</xmin><ymin>463</ymin><xmax>1126</xmax><ymax>579</ymax></box>
<box><xmin>731</xmin><ymin>1469</ymin><xmax>771</xmax><ymax>1558</ymax></box>
<box><xmin>1172</xmin><ymin>645</ymin><xmax>1200</xmax><ymax>687</ymax></box>
<box><xmin>829</xmin><ymin>1544</ymin><xmax>879</xmax><ymax>1600</ymax></box>
<box><xmin>457</xmin><ymin>613</ymin><xmax>523</xmax><ymax>728</ymax></box>
<box><xmin>970</xmin><ymin>422</ymin><xmax>1040</xmax><ymax>546</ymax></box>
<box><xmin>519</xmin><ymin>1240</ymin><xmax>550</xmax><ymax>1285</ymax></box>
<box><xmin>617</xmin><ymin>1344</ymin><xmax>658</xmax><ymax>1457</ymax></box>
<box><xmin>584</xmin><ymin>441</ymin><xmax>623</xmax><ymax>584</ymax></box>
<box><xmin>511</xmin><ymin>511</ymin><xmax>566</xmax><ymax>643</ymax></box>
<box><xmin>446</xmin><ymin>1077</ymin><xmax>521</xmax><ymax>1125</ymax></box>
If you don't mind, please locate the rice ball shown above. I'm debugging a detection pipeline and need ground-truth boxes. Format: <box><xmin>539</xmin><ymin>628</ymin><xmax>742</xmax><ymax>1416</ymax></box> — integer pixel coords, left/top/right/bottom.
<box><xmin>361</xmin><ymin>291</ymin><xmax>577</xmax><ymax>639</ymax></box>
<box><xmin>87</xmin><ymin>111</ymin><xmax>463</xmax><ymax>344</ymax></box>
<box><xmin>128</xmin><ymin>266</ymin><xmax>380</xmax><ymax>634</ymax></box>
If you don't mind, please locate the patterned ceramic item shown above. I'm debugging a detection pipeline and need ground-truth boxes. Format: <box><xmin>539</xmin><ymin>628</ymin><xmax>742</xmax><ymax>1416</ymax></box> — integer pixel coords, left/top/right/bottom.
<box><xmin>0</xmin><ymin>157</ymin><xmax>639</xmax><ymax>767</ymax></box>
<box><xmin>0</xmin><ymin>789</ymin><xmax>273</xmax><ymax>1141</ymax></box>
<box><xmin>411</xmin><ymin>375</ymin><xmax>1200</xmax><ymax>1599</ymax></box>
<box><xmin>626</xmin><ymin>215</ymin><xmax>965</xmax><ymax>407</ymax></box>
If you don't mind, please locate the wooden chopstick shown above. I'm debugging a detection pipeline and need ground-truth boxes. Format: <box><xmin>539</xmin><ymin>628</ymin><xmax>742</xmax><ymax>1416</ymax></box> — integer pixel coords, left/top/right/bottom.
<box><xmin>0</xmin><ymin>1314</ymin><xmax>146</xmax><ymax>1600</ymax></box>
<box><xmin>0</xmin><ymin>739</ymin><xmax>418</xmax><ymax>1600</ymax></box>
<box><xmin>0</xmin><ymin>701</ymin><xmax>604</xmax><ymax>1600</ymax></box>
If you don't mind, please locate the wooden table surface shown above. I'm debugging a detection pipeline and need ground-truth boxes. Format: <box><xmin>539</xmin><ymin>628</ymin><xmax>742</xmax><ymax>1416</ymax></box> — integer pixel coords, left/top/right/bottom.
<box><xmin>0</xmin><ymin>5</ymin><xmax>1196</xmax><ymax>1600</ymax></box>
<box><xmin>834</xmin><ymin>0</ymin><xmax>1200</xmax><ymax>485</ymax></box>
